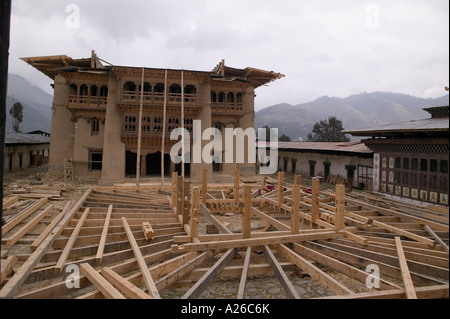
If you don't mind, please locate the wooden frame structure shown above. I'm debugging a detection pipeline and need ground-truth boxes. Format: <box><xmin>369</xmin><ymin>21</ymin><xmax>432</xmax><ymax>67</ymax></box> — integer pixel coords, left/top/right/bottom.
<box><xmin>1</xmin><ymin>171</ymin><xmax>448</xmax><ymax>299</ymax></box>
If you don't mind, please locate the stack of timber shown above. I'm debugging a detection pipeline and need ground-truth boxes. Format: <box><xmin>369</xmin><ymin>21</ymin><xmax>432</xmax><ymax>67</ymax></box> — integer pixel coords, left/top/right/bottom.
<box><xmin>1</xmin><ymin>172</ymin><xmax>448</xmax><ymax>299</ymax></box>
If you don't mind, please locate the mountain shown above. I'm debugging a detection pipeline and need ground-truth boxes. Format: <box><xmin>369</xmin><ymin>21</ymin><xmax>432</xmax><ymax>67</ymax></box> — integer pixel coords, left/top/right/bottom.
<box><xmin>5</xmin><ymin>74</ymin><xmax>53</xmax><ymax>133</ymax></box>
<box><xmin>255</xmin><ymin>92</ymin><xmax>449</xmax><ymax>141</ymax></box>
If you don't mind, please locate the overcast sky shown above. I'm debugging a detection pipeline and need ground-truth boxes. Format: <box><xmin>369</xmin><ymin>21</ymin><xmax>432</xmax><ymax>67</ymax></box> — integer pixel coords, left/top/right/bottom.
<box><xmin>8</xmin><ymin>0</ymin><xmax>449</xmax><ymax>111</ymax></box>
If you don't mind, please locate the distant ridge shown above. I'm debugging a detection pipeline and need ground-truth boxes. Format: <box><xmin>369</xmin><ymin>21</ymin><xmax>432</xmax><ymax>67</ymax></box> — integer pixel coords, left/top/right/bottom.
<box><xmin>256</xmin><ymin>92</ymin><xmax>449</xmax><ymax>141</ymax></box>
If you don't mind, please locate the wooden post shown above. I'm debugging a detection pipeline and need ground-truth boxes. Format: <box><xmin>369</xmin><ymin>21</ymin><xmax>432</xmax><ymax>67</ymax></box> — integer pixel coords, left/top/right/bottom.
<box><xmin>171</xmin><ymin>171</ymin><xmax>177</xmax><ymax>210</ymax></box>
<box><xmin>190</xmin><ymin>187</ymin><xmax>200</xmax><ymax>240</ymax></box>
<box><xmin>183</xmin><ymin>180</ymin><xmax>191</xmax><ymax>226</ymax></box>
<box><xmin>234</xmin><ymin>168</ymin><xmax>240</xmax><ymax>203</ymax></box>
<box><xmin>291</xmin><ymin>184</ymin><xmax>300</xmax><ymax>234</ymax></box>
<box><xmin>278</xmin><ymin>171</ymin><xmax>284</xmax><ymax>213</ymax></box>
<box><xmin>136</xmin><ymin>67</ymin><xmax>145</xmax><ymax>188</ymax></box>
<box><xmin>243</xmin><ymin>185</ymin><xmax>252</xmax><ymax>239</ymax></box>
<box><xmin>95</xmin><ymin>205</ymin><xmax>113</xmax><ymax>262</ymax></box>
<box><xmin>161</xmin><ymin>69</ymin><xmax>168</xmax><ymax>186</ymax></box>
<box><xmin>311</xmin><ymin>178</ymin><xmax>320</xmax><ymax>228</ymax></box>
<box><xmin>202</xmin><ymin>168</ymin><xmax>208</xmax><ymax>205</ymax></box>
<box><xmin>294</xmin><ymin>174</ymin><xmax>301</xmax><ymax>186</ymax></box>
<box><xmin>177</xmin><ymin>175</ymin><xmax>183</xmax><ymax>218</ymax></box>
<box><xmin>335</xmin><ymin>184</ymin><xmax>345</xmax><ymax>231</ymax></box>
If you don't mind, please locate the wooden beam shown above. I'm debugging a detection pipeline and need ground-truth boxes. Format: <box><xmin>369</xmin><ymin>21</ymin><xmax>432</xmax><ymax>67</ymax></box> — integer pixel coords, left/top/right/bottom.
<box><xmin>311</xmin><ymin>178</ymin><xmax>320</xmax><ymax>227</ymax></box>
<box><xmin>95</xmin><ymin>205</ymin><xmax>113</xmax><ymax>262</ymax></box>
<box><xmin>121</xmin><ymin>217</ymin><xmax>160</xmax><ymax>299</ymax></box>
<box><xmin>243</xmin><ymin>185</ymin><xmax>252</xmax><ymax>239</ymax></box>
<box><xmin>335</xmin><ymin>184</ymin><xmax>345</xmax><ymax>231</ymax></box>
<box><xmin>1</xmin><ymin>256</ymin><xmax>17</xmax><ymax>285</ymax></box>
<box><xmin>425</xmin><ymin>225</ymin><xmax>449</xmax><ymax>253</ymax></box>
<box><xmin>234</xmin><ymin>169</ymin><xmax>240</xmax><ymax>203</ymax></box>
<box><xmin>142</xmin><ymin>222</ymin><xmax>155</xmax><ymax>240</ymax></box>
<box><xmin>182</xmin><ymin>248</ymin><xmax>237</xmax><ymax>299</ymax></box>
<box><xmin>251</xmin><ymin>206</ymin><xmax>290</xmax><ymax>231</ymax></box>
<box><xmin>100</xmin><ymin>266</ymin><xmax>153</xmax><ymax>299</ymax></box>
<box><xmin>262</xmin><ymin>245</ymin><xmax>299</xmax><ymax>299</ymax></box>
<box><xmin>278</xmin><ymin>172</ymin><xmax>284</xmax><ymax>212</ymax></box>
<box><xmin>200</xmin><ymin>203</ymin><xmax>233</xmax><ymax>235</ymax></box>
<box><xmin>2</xmin><ymin>196</ymin><xmax>18</xmax><ymax>209</ymax></box>
<box><xmin>5</xmin><ymin>204</ymin><xmax>54</xmax><ymax>248</ymax></box>
<box><xmin>237</xmin><ymin>246</ymin><xmax>252</xmax><ymax>299</ymax></box>
<box><xmin>202</xmin><ymin>169</ymin><xmax>208</xmax><ymax>205</ymax></box>
<box><xmin>30</xmin><ymin>201</ymin><xmax>71</xmax><ymax>250</ymax></box>
<box><xmin>183</xmin><ymin>180</ymin><xmax>190</xmax><ymax>226</ymax></box>
<box><xmin>79</xmin><ymin>263</ymin><xmax>125</xmax><ymax>299</ymax></box>
<box><xmin>0</xmin><ymin>188</ymin><xmax>92</xmax><ymax>299</ymax></box>
<box><xmin>371</xmin><ymin>220</ymin><xmax>435</xmax><ymax>246</ymax></box>
<box><xmin>2</xmin><ymin>197</ymin><xmax>48</xmax><ymax>234</ymax></box>
<box><xmin>395</xmin><ymin>237</ymin><xmax>417</xmax><ymax>299</ymax></box>
<box><xmin>291</xmin><ymin>184</ymin><xmax>300</xmax><ymax>234</ymax></box>
<box><xmin>172</xmin><ymin>230</ymin><xmax>337</xmax><ymax>253</ymax></box>
<box><xmin>55</xmin><ymin>207</ymin><xmax>90</xmax><ymax>273</ymax></box>
<box><xmin>277</xmin><ymin>244</ymin><xmax>353</xmax><ymax>296</ymax></box>
<box><xmin>319</xmin><ymin>284</ymin><xmax>449</xmax><ymax>299</ymax></box>
<box><xmin>190</xmin><ymin>187</ymin><xmax>200</xmax><ymax>241</ymax></box>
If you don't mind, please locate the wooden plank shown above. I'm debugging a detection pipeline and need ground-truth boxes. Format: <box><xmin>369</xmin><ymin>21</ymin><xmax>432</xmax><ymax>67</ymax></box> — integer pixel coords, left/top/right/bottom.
<box><xmin>311</xmin><ymin>178</ymin><xmax>320</xmax><ymax>226</ymax></box>
<box><xmin>320</xmin><ymin>284</ymin><xmax>449</xmax><ymax>299</ymax></box>
<box><xmin>395</xmin><ymin>237</ymin><xmax>417</xmax><ymax>299</ymax></box>
<box><xmin>277</xmin><ymin>172</ymin><xmax>284</xmax><ymax>212</ymax></box>
<box><xmin>292</xmin><ymin>243</ymin><xmax>400</xmax><ymax>290</ymax></box>
<box><xmin>95</xmin><ymin>205</ymin><xmax>113</xmax><ymax>262</ymax></box>
<box><xmin>5</xmin><ymin>204</ymin><xmax>54</xmax><ymax>248</ymax></box>
<box><xmin>425</xmin><ymin>225</ymin><xmax>449</xmax><ymax>253</ymax></box>
<box><xmin>100</xmin><ymin>266</ymin><xmax>152</xmax><ymax>299</ymax></box>
<box><xmin>243</xmin><ymin>185</ymin><xmax>252</xmax><ymax>239</ymax></box>
<box><xmin>172</xmin><ymin>230</ymin><xmax>338</xmax><ymax>253</ymax></box>
<box><xmin>234</xmin><ymin>169</ymin><xmax>240</xmax><ymax>203</ymax></box>
<box><xmin>2</xmin><ymin>197</ymin><xmax>48</xmax><ymax>234</ymax></box>
<box><xmin>121</xmin><ymin>217</ymin><xmax>160</xmax><ymax>299</ymax></box>
<box><xmin>371</xmin><ymin>220</ymin><xmax>435</xmax><ymax>246</ymax></box>
<box><xmin>251</xmin><ymin>206</ymin><xmax>290</xmax><ymax>231</ymax></box>
<box><xmin>2</xmin><ymin>196</ymin><xmax>19</xmax><ymax>209</ymax></box>
<box><xmin>0</xmin><ymin>188</ymin><xmax>92</xmax><ymax>299</ymax></box>
<box><xmin>182</xmin><ymin>248</ymin><xmax>237</xmax><ymax>299</ymax></box>
<box><xmin>30</xmin><ymin>201</ymin><xmax>71</xmax><ymax>250</ymax></box>
<box><xmin>237</xmin><ymin>246</ymin><xmax>252</xmax><ymax>299</ymax></box>
<box><xmin>202</xmin><ymin>169</ymin><xmax>208</xmax><ymax>205</ymax></box>
<box><xmin>55</xmin><ymin>207</ymin><xmax>91</xmax><ymax>273</ymax></box>
<box><xmin>277</xmin><ymin>244</ymin><xmax>353</xmax><ymax>295</ymax></box>
<box><xmin>79</xmin><ymin>263</ymin><xmax>125</xmax><ymax>299</ymax></box>
<box><xmin>335</xmin><ymin>184</ymin><xmax>345</xmax><ymax>231</ymax></box>
<box><xmin>1</xmin><ymin>256</ymin><xmax>17</xmax><ymax>285</ymax></box>
<box><xmin>262</xmin><ymin>245</ymin><xmax>300</xmax><ymax>299</ymax></box>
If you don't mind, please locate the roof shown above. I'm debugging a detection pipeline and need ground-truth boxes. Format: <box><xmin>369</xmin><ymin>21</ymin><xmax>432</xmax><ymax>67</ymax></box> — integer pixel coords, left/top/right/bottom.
<box><xmin>21</xmin><ymin>52</ymin><xmax>284</xmax><ymax>88</ymax></box>
<box><xmin>257</xmin><ymin>140</ymin><xmax>373</xmax><ymax>156</ymax></box>
<box><xmin>5</xmin><ymin>133</ymin><xmax>50</xmax><ymax>145</ymax></box>
<box><xmin>344</xmin><ymin>117</ymin><xmax>449</xmax><ymax>137</ymax></box>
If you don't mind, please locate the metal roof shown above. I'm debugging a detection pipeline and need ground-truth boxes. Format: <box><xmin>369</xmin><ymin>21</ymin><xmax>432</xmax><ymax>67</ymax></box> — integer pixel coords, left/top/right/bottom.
<box><xmin>257</xmin><ymin>140</ymin><xmax>373</xmax><ymax>155</ymax></box>
<box><xmin>5</xmin><ymin>133</ymin><xmax>50</xmax><ymax>145</ymax></box>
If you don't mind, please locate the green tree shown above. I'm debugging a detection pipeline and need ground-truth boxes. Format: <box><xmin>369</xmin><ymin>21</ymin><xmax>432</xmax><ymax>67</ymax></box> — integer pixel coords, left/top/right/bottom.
<box><xmin>307</xmin><ymin>116</ymin><xmax>350</xmax><ymax>142</ymax></box>
<box><xmin>278</xmin><ymin>134</ymin><xmax>291</xmax><ymax>142</ymax></box>
<box><xmin>9</xmin><ymin>102</ymin><xmax>24</xmax><ymax>133</ymax></box>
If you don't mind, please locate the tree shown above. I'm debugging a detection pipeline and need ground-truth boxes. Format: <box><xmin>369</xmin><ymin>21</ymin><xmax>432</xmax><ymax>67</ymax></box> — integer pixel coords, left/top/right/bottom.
<box><xmin>9</xmin><ymin>102</ymin><xmax>23</xmax><ymax>133</ymax></box>
<box><xmin>307</xmin><ymin>116</ymin><xmax>350</xmax><ymax>142</ymax></box>
<box><xmin>278</xmin><ymin>134</ymin><xmax>291</xmax><ymax>142</ymax></box>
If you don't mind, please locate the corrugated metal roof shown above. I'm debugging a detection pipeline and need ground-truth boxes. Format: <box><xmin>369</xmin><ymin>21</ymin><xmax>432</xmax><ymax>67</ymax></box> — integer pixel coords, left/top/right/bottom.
<box><xmin>257</xmin><ymin>140</ymin><xmax>373</xmax><ymax>154</ymax></box>
<box><xmin>345</xmin><ymin>116</ymin><xmax>449</xmax><ymax>136</ymax></box>
<box><xmin>5</xmin><ymin>133</ymin><xmax>50</xmax><ymax>145</ymax></box>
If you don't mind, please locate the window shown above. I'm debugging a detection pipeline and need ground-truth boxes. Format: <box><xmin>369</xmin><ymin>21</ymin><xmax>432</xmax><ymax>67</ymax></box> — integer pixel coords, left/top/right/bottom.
<box><xmin>91</xmin><ymin>119</ymin><xmax>100</xmax><ymax>135</ymax></box>
<box><xmin>211</xmin><ymin>91</ymin><xmax>217</xmax><ymax>103</ymax></box>
<box><xmin>395</xmin><ymin>157</ymin><xmax>402</xmax><ymax>169</ymax></box>
<box><xmin>403</xmin><ymin>158</ymin><xmax>409</xmax><ymax>170</ymax></box>
<box><xmin>430</xmin><ymin>159</ymin><xmax>438</xmax><ymax>172</ymax></box>
<box><xmin>411</xmin><ymin>158</ymin><xmax>418</xmax><ymax>170</ymax></box>
<box><xmin>169</xmin><ymin>84</ymin><xmax>181</xmax><ymax>94</ymax></box>
<box><xmin>420</xmin><ymin>159</ymin><xmax>428</xmax><ymax>171</ymax></box>
<box><xmin>123</xmin><ymin>81</ymin><xmax>136</xmax><ymax>92</ymax></box>
<box><xmin>441</xmin><ymin>160</ymin><xmax>448</xmax><ymax>174</ymax></box>
<box><xmin>184</xmin><ymin>85</ymin><xmax>196</xmax><ymax>95</ymax></box>
<box><xmin>80</xmin><ymin>84</ymin><xmax>88</xmax><ymax>96</ymax></box>
<box><xmin>90</xmin><ymin>152</ymin><xmax>103</xmax><ymax>171</ymax></box>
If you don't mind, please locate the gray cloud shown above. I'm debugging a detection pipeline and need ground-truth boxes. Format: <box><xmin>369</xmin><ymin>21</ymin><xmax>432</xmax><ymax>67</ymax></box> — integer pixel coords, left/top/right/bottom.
<box><xmin>8</xmin><ymin>0</ymin><xmax>449</xmax><ymax>110</ymax></box>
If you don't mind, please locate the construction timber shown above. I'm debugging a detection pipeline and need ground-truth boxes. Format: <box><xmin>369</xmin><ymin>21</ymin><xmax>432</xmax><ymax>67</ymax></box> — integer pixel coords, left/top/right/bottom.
<box><xmin>1</xmin><ymin>171</ymin><xmax>448</xmax><ymax>299</ymax></box>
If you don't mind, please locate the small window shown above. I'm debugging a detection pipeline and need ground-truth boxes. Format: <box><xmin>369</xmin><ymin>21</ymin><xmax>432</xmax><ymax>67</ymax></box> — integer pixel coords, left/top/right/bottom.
<box><xmin>441</xmin><ymin>160</ymin><xmax>448</xmax><ymax>174</ymax></box>
<box><xmin>395</xmin><ymin>157</ymin><xmax>402</xmax><ymax>169</ymax></box>
<box><xmin>90</xmin><ymin>153</ymin><xmax>103</xmax><ymax>171</ymax></box>
<box><xmin>91</xmin><ymin>119</ymin><xmax>100</xmax><ymax>135</ymax></box>
<box><xmin>430</xmin><ymin>159</ymin><xmax>438</xmax><ymax>172</ymax></box>
<box><xmin>420</xmin><ymin>159</ymin><xmax>428</xmax><ymax>172</ymax></box>
<box><xmin>403</xmin><ymin>158</ymin><xmax>409</xmax><ymax>170</ymax></box>
<box><xmin>411</xmin><ymin>158</ymin><xmax>418</xmax><ymax>170</ymax></box>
